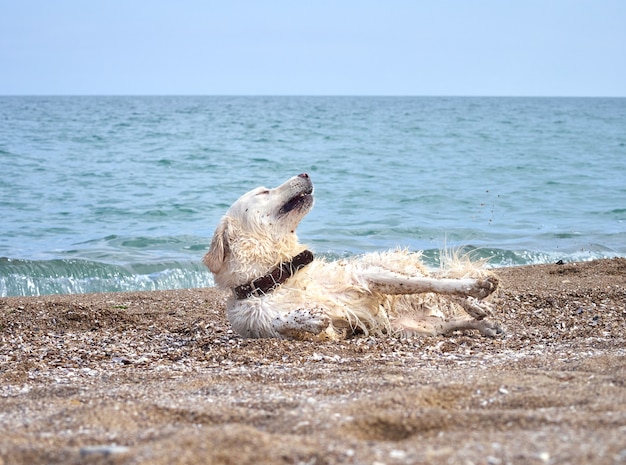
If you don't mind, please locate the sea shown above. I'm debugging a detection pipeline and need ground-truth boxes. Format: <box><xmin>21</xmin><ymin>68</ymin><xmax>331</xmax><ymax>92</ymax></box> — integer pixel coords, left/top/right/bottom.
<box><xmin>1</xmin><ymin>96</ymin><xmax>625</xmax><ymax>297</ymax></box>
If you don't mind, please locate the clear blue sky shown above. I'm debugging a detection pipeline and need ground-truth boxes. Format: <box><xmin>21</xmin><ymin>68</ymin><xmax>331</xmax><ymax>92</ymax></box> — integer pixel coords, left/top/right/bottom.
<box><xmin>1</xmin><ymin>0</ymin><xmax>625</xmax><ymax>96</ymax></box>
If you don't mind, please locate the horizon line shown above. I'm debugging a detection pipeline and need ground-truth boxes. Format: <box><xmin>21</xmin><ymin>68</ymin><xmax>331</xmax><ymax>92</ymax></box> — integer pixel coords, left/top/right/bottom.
<box><xmin>1</xmin><ymin>93</ymin><xmax>625</xmax><ymax>98</ymax></box>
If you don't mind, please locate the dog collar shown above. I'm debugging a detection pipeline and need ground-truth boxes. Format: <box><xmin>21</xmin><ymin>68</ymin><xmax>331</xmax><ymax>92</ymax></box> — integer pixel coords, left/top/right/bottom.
<box><xmin>233</xmin><ymin>250</ymin><xmax>314</xmax><ymax>300</ymax></box>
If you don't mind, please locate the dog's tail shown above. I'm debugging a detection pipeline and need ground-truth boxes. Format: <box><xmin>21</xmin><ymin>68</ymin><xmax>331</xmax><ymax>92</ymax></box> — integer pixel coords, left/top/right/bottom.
<box><xmin>436</xmin><ymin>246</ymin><xmax>493</xmax><ymax>279</ymax></box>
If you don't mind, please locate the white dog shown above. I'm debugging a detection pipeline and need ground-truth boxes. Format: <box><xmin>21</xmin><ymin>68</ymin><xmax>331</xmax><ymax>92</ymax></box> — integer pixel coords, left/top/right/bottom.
<box><xmin>204</xmin><ymin>174</ymin><xmax>502</xmax><ymax>340</ymax></box>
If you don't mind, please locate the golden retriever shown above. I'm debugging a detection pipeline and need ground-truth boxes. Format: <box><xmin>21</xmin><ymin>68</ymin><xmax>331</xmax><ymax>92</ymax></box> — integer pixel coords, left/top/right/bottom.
<box><xmin>204</xmin><ymin>173</ymin><xmax>502</xmax><ymax>340</ymax></box>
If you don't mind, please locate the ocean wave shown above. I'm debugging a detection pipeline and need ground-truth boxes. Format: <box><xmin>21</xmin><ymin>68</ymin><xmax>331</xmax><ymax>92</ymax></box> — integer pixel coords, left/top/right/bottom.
<box><xmin>0</xmin><ymin>258</ymin><xmax>213</xmax><ymax>297</ymax></box>
<box><xmin>323</xmin><ymin>247</ymin><xmax>622</xmax><ymax>269</ymax></box>
<box><xmin>455</xmin><ymin>247</ymin><xmax>621</xmax><ymax>268</ymax></box>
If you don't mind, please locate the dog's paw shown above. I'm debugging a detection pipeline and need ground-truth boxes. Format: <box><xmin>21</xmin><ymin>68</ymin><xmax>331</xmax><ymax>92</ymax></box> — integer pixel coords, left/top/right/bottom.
<box><xmin>475</xmin><ymin>319</ymin><xmax>505</xmax><ymax>338</ymax></box>
<box><xmin>274</xmin><ymin>308</ymin><xmax>331</xmax><ymax>337</ymax></box>
<box><xmin>461</xmin><ymin>296</ymin><xmax>495</xmax><ymax>320</ymax></box>
<box><xmin>469</xmin><ymin>274</ymin><xmax>499</xmax><ymax>299</ymax></box>
<box><xmin>293</xmin><ymin>307</ymin><xmax>332</xmax><ymax>334</ymax></box>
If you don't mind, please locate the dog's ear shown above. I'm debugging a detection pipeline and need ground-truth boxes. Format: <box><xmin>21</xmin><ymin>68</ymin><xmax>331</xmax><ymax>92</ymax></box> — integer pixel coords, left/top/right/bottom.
<box><xmin>204</xmin><ymin>219</ymin><xmax>230</xmax><ymax>274</ymax></box>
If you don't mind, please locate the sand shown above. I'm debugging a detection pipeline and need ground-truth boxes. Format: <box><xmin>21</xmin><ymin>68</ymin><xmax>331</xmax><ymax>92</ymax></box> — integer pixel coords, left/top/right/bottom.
<box><xmin>1</xmin><ymin>258</ymin><xmax>625</xmax><ymax>465</ymax></box>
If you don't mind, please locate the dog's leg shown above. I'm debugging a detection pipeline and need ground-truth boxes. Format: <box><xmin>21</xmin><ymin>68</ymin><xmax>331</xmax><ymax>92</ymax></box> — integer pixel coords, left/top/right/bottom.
<box><xmin>362</xmin><ymin>268</ymin><xmax>498</xmax><ymax>299</ymax></box>
<box><xmin>448</xmin><ymin>296</ymin><xmax>495</xmax><ymax>320</ymax></box>
<box><xmin>466</xmin><ymin>318</ymin><xmax>504</xmax><ymax>337</ymax></box>
<box><xmin>393</xmin><ymin>315</ymin><xmax>504</xmax><ymax>338</ymax></box>
<box><xmin>271</xmin><ymin>308</ymin><xmax>331</xmax><ymax>339</ymax></box>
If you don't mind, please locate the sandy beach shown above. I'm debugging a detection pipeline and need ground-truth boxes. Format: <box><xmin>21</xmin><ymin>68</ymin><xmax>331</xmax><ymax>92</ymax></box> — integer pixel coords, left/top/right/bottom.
<box><xmin>1</xmin><ymin>257</ymin><xmax>625</xmax><ymax>465</ymax></box>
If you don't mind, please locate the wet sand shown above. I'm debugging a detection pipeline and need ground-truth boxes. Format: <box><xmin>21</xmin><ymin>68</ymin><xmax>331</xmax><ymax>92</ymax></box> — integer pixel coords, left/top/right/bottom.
<box><xmin>1</xmin><ymin>258</ymin><xmax>625</xmax><ymax>465</ymax></box>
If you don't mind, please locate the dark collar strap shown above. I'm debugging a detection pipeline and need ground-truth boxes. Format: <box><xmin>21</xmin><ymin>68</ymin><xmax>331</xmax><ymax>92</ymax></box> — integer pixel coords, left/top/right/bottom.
<box><xmin>233</xmin><ymin>250</ymin><xmax>314</xmax><ymax>300</ymax></box>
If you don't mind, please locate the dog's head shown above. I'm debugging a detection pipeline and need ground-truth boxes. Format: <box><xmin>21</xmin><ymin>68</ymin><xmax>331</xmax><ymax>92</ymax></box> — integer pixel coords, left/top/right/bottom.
<box><xmin>204</xmin><ymin>173</ymin><xmax>314</xmax><ymax>288</ymax></box>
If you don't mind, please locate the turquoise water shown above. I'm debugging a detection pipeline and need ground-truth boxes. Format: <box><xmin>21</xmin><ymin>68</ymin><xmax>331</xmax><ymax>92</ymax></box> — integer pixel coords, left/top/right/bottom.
<box><xmin>1</xmin><ymin>96</ymin><xmax>625</xmax><ymax>296</ymax></box>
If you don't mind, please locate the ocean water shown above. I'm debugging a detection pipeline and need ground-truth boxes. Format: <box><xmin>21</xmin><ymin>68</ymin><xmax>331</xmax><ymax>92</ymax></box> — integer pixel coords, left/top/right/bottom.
<box><xmin>1</xmin><ymin>96</ymin><xmax>625</xmax><ymax>297</ymax></box>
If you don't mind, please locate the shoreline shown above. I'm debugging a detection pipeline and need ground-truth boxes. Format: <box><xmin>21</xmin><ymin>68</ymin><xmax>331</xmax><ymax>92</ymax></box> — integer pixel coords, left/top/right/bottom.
<box><xmin>2</xmin><ymin>257</ymin><xmax>626</xmax><ymax>464</ymax></box>
<box><xmin>3</xmin><ymin>252</ymin><xmax>625</xmax><ymax>299</ymax></box>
